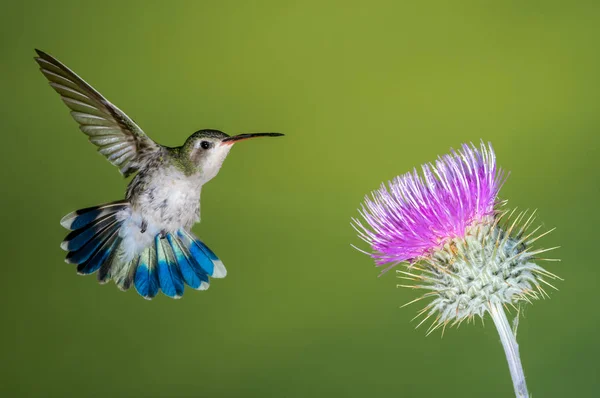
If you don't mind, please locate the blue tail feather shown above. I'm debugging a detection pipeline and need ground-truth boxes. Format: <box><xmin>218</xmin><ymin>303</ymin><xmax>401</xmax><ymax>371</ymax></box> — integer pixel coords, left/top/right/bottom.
<box><xmin>61</xmin><ymin>201</ymin><xmax>127</xmax><ymax>230</ymax></box>
<box><xmin>155</xmin><ymin>235</ymin><xmax>184</xmax><ymax>298</ymax></box>
<box><xmin>66</xmin><ymin>220</ymin><xmax>120</xmax><ymax>265</ymax></box>
<box><xmin>167</xmin><ymin>234</ymin><xmax>209</xmax><ymax>290</ymax></box>
<box><xmin>164</xmin><ymin>237</ymin><xmax>186</xmax><ymax>297</ymax></box>
<box><xmin>134</xmin><ymin>248</ymin><xmax>159</xmax><ymax>299</ymax></box>
<box><xmin>77</xmin><ymin>230</ymin><xmax>120</xmax><ymax>275</ymax></box>
<box><xmin>62</xmin><ymin>213</ymin><xmax>118</xmax><ymax>252</ymax></box>
<box><xmin>177</xmin><ymin>230</ymin><xmax>215</xmax><ymax>276</ymax></box>
<box><xmin>194</xmin><ymin>238</ymin><xmax>220</xmax><ymax>263</ymax></box>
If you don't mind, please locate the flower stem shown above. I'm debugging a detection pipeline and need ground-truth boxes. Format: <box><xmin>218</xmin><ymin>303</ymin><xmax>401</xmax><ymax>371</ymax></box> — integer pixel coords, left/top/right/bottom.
<box><xmin>488</xmin><ymin>302</ymin><xmax>530</xmax><ymax>398</ymax></box>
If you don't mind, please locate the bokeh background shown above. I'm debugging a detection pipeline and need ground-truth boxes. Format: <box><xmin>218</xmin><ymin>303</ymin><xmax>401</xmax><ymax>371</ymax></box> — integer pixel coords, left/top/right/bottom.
<box><xmin>1</xmin><ymin>1</ymin><xmax>599</xmax><ymax>397</ymax></box>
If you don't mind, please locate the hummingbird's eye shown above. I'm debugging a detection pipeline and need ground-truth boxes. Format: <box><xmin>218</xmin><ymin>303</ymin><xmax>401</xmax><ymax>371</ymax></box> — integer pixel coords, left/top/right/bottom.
<box><xmin>200</xmin><ymin>141</ymin><xmax>211</xmax><ymax>150</ymax></box>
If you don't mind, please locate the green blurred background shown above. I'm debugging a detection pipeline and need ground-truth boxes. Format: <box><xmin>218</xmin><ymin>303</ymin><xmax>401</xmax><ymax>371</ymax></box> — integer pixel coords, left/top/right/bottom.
<box><xmin>1</xmin><ymin>1</ymin><xmax>599</xmax><ymax>397</ymax></box>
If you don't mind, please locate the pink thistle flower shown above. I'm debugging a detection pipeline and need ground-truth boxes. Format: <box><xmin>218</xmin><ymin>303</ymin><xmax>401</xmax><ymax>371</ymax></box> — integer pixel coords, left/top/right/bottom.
<box><xmin>353</xmin><ymin>141</ymin><xmax>560</xmax><ymax>398</ymax></box>
<box><xmin>354</xmin><ymin>142</ymin><xmax>506</xmax><ymax>268</ymax></box>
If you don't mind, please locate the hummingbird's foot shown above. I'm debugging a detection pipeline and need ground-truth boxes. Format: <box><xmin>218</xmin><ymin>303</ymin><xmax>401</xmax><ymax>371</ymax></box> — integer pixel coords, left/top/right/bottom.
<box><xmin>159</xmin><ymin>229</ymin><xmax>167</xmax><ymax>239</ymax></box>
<box><xmin>140</xmin><ymin>219</ymin><xmax>148</xmax><ymax>234</ymax></box>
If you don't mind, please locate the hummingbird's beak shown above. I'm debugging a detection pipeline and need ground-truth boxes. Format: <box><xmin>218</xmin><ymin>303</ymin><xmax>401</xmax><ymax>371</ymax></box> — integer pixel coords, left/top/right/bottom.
<box><xmin>221</xmin><ymin>132</ymin><xmax>284</xmax><ymax>145</ymax></box>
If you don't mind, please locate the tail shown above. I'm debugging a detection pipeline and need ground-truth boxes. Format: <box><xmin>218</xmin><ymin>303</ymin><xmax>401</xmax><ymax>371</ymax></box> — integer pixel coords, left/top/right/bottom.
<box><xmin>60</xmin><ymin>201</ymin><xmax>226</xmax><ymax>300</ymax></box>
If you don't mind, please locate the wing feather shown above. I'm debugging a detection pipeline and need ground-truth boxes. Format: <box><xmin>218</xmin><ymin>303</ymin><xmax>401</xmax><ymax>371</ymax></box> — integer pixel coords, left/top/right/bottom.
<box><xmin>35</xmin><ymin>49</ymin><xmax>160</xmax><ymax>176</ymax></box>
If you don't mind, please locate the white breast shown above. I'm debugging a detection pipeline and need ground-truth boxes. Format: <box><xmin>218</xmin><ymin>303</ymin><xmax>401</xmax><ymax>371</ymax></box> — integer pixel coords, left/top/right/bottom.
<box><xmin>141</xmin><ymin>165</ymin><xmax>203</xmax><ymax>229</ymax></box>
<box><xmin>118</xmin><ymin>166</ymin><xmax>205</xmax><ymax>262</ymax></box>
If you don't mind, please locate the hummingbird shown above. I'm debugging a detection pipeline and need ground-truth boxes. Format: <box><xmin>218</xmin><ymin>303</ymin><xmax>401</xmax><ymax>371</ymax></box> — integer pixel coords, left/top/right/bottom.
<box><xmin>34</xmin><ymin>49</ymin><xmax>283</xmax><ymax>299</ymax></box>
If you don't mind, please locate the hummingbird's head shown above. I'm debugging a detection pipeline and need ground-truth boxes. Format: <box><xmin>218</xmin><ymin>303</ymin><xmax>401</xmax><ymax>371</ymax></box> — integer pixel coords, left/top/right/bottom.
<box><xmin>183</xmin><ymin>129</ymin><xmax>283</xmax><ymax>182</ymax></box>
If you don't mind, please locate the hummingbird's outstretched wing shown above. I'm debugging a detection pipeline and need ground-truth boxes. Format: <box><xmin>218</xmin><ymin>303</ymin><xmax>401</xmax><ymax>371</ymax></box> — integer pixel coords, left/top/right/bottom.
<box><xmin>34</xmin><ymin>49</ymin><xmax>160</xmax><ymax>177</ymax></box>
